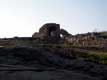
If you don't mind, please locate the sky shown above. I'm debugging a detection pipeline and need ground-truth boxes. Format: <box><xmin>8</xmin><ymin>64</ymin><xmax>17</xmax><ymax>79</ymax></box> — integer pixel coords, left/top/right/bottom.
<box><xmin>0</xmin><ymin>0</ymin><xmax>106</xmax><ymax>38</ymax></box>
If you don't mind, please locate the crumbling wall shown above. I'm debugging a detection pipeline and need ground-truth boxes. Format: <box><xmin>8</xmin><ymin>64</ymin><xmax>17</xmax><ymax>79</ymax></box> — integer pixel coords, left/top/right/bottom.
<box><xmin>32</xmin><ymin>23</ymin><xmax>61</xmax><ymax>43</ymax></box>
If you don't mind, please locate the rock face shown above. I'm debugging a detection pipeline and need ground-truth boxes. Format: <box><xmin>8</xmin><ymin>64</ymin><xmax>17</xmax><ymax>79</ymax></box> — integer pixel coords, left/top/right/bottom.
<box><xmin>32</xmin><ymin>23</ymin><xmax>70</xmax><ymax>43</ymax></box>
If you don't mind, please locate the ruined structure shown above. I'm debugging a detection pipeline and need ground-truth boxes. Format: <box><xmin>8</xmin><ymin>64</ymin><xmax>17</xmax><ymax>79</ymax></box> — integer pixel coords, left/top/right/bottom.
<box><xmin>0</xmin><ymin>23</ymin><xmax>107</xmax><ymax>47</ymax></box>
<box><xmin>0</xmin><ymin>23</ymin><xmax>71</xmax><ymax>47</ymax></box>
<box><xmin>32</xmin><ymin>23</ymin><xmax>60</xmax><ymax>43</ymax></box>
<box><xmin>32</xmin><ymin>23</ymin><xmax>70</xmax><ymax>43</ymax></box>
<box><xmin>60</xmin><ymin>29</ymin><xmax>71</xmax><ymax>38</ymax></box>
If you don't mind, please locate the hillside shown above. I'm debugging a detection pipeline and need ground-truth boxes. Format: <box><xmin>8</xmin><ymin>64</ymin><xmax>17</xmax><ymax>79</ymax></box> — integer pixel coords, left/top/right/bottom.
<box><xmin>0</xmin><ymin>46</ymin><xmax>107</xmax><ymax>80</ymax></box>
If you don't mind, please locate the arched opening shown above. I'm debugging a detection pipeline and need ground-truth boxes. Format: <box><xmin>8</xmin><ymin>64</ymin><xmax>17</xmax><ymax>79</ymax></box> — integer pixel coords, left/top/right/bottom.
<box><xmin>48</xmin><ymin>26</ymin><xmax>57</xmax><ymax>37</ymax></box>
<box><xmin>60</xmin><ymin>34</ymin><xmax>64</xmax><ymax>38</ymax></box>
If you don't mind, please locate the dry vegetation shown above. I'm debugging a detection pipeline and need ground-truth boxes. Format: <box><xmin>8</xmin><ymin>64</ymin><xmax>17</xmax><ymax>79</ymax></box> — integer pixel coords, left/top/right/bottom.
<box><xmin>32</xmin><ymin>43</ymin><xmax>107</xmax><ymax>65</ymax></box>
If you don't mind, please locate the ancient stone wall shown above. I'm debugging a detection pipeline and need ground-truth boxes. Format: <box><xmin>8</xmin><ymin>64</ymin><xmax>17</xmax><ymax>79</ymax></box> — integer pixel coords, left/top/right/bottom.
<box><xmin>32</xmin><ymin>23</ymin><xmax>70</xmax><ymax>43</ymax></box>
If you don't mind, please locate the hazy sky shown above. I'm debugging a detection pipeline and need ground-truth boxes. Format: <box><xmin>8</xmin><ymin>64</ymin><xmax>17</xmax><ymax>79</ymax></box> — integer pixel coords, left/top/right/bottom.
<box><xmin>0</xmin><ymin>0</ymin><xmax>106</xmax><ymax>37</ymax></box>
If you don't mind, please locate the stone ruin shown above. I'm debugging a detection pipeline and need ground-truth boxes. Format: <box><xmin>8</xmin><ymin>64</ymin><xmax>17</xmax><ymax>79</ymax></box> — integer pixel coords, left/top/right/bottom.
<box><xmin>0</xmin><ymin>23</ymin><xmax>71</xmax><ymax>47</ymax></box>
<box><xmin>60</xmin><ymin>29</ymin><xmax>70</xmax><ymax>38</ymax></box>
<box><xmin>32</xmin><ymin>23</ymin><xmax>70</xmax><ymax>43</ymax></box>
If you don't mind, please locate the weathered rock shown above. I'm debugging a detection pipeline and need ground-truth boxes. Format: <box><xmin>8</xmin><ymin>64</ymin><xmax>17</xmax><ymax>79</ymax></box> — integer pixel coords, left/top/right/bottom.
<box><xmin>32</xmin><ymin>32</ymin><xmax>46</xmax><ymax>40</ymax></box>
<box><xmin>32</xmin><ymin>32</ymin><xmax>40</xmax><ymax>38</ymax></box>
